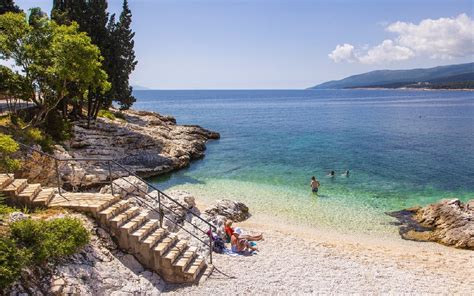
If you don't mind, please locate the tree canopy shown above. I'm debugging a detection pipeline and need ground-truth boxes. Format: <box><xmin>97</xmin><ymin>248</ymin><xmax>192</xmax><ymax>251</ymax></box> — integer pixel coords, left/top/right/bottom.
<box><xmin>0</xmin><ymin>0</ymin><xmax>137</xmax><ymax>135</ymax></box>
<box><xmin>0</xmin><ymin>11</ymin><xmax>110</xmax><ymax>126</ymax></box>
<box><xmin>0</xmin><ymin>0</ymin><xmax>21</xmax><ymax>15</ymax></box>
<box><xmin>51</xmin><ymin>0</ymin><xmax>137</xmax><ymax>113</ymax></box>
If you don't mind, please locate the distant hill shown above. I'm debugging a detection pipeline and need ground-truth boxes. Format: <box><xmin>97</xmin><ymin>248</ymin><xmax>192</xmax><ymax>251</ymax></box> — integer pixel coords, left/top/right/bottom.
<box><xmin>309</xmin><ymin>63</ymin><xmax>474</xmax><ymax>90</ymax></box>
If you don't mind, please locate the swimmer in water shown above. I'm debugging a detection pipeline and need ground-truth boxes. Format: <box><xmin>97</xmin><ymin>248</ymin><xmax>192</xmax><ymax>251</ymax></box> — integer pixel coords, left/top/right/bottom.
<box><xmin>342</xmin><ymin>170</ymin><xmax>350</xmax><ymax>177</ymax></box>
<box><xmin>327</xmin><ymin>170</ymin><xmax>336</xmax><ymax>177</ymax></box>
<box><xmin>310</xmin><ymin>176</ymin><xmax>320</xmax><ymax>193</ymax></box>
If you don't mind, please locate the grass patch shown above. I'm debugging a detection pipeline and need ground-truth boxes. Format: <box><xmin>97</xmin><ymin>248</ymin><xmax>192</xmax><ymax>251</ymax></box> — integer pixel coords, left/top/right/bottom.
<box><xmin>97</xmin><ymin>109</ymin><xmax>116</xmax><ymax>120</ymax></box>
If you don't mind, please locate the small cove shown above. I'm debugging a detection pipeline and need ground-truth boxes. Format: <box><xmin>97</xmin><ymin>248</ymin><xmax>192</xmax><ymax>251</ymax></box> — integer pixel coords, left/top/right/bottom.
<box><xmin>134</xmin><ymin>89</ymin><xmax>474</xmax><ymax>236</ymax></box>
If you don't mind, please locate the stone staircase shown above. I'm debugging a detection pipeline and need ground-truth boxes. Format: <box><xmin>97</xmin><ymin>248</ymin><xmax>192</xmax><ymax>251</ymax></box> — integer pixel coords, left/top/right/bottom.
<box><xmin>0</xmin><ymin>173</ymin><xmax>213</xmax><ymax>284</ymax></box>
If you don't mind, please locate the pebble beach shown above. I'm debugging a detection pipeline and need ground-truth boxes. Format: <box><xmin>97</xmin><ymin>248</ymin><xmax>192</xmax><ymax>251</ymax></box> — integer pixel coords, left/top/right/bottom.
<box><xmin>167</xmin><ymin>212</ymin><xmax>474</xmax><ymax>295</ymax></box>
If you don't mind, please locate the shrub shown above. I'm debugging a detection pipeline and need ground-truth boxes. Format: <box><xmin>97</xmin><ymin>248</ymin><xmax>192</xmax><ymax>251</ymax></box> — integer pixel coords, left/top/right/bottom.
<box><xmin>42</xmin><ymin>111</ymin><xmax>72</xmax><ymax>142</ymax></box>
<box><xmin>0</xmin><ymin>204</ymin><xmax>17</xmax><ymax>216</ymax></box>
<box><xmin>97</xmin><ymin>109</ymin><xmax>116</xmax><ymax>120</ymax></box>
<box><xmin>10</xmin><ymin>217</ymin><xmax>90</xmax><ymax>264</ymax></box>
<box><xmin>25</xmin><ymin>127</ymin><xmax>52</xmax><ymax>152</ymax></box>
<box><xmin>0</xmin><ymin>133</ymin><xmax>21</xmax><ymax>172</ymax></box>
<box><xmin>114</xmin><ymin>111</ymin><xmax>126</xmax><ymax>120</ymax></box>
<box><xmin>0</xmin><ymin>237</ymin><xmax>31</xmax><ymax>289</ymax></box>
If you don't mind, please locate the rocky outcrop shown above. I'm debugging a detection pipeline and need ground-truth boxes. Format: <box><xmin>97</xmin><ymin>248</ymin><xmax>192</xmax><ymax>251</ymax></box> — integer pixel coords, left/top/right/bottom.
<box><xmin>204</xmin><ymin>199</ymin><xmax>250</xmax><ymax>222</ymax></box>
<box><xmin>100</xmin><ymin>176</ymin><xmax>148</xmax><ymax>199</ymax></box>
<box><xmin>18</xmin><ymin>109</ymin><xmax>219</xmax><ymax>188</ymax></box>
<box><xmin>19</xmin><ymin>145</ymin><xmax>111</xmax><ymax>188</ymax></box>
<box><xmin>68</xmin><ymin>109</ymin><xmax>219</xmax><ymax>178</ymax></box>
<box><xmin>388</xmin><ymin>199</ymin><xmax>474</xmax><ymax>249</ymax></box>
<box><xmin>6</xmin><ymin>213</ymin><xmax>165</xmax><ymax>295</ymax></box>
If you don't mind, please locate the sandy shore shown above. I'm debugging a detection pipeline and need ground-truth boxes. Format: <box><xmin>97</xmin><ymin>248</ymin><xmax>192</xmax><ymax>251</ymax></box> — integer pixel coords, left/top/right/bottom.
<box><xmin>166</xmin><ymin>211</ymin><xmax>474</xmax><ymax>294</ymax></box>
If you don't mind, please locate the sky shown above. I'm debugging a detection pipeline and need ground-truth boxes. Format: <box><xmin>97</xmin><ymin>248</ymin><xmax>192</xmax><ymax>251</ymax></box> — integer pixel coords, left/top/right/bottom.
<box><xmin>12</xmin><ymin>0</ymin><xmax>474</xmax><ymax>89</ymax></box>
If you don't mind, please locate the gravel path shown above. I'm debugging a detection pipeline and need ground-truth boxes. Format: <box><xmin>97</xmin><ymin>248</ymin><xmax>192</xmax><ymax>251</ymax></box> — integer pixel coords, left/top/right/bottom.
<box><xmin>166</xmin><ymin>217</ymin><xmax>474</xmax><ymax>295</ymax></box>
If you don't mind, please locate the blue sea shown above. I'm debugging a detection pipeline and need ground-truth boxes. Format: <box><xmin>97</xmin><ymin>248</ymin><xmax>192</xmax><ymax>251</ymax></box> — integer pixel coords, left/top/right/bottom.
<box><xmin>134</xmin><ymin>89</ymin><xmax>474</xmax><ymax>235</ymax></box>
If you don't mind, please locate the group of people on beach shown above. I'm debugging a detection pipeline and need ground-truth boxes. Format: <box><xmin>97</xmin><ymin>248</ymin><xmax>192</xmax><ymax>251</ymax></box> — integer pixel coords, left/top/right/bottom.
<box><xmin>222</xmin><ymin>220</ymin><xmax>263</xmax><ymax>254</ymax></box>
<box><xmin>310</xmin><ymin>170</ymin><xmax>350</xmax><ymax>193</ymax></box>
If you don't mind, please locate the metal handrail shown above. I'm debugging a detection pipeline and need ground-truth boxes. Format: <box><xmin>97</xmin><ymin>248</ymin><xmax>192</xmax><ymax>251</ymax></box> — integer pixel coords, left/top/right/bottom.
<box><xmin>109</xmin><ymin>171</ymin><xmax>210</xmax><ymax>236</ymax></box>
<box><xmin>17</xmin><ymin>142</ymin><xmax>216</xmax><ymax>229</ymax></box>
<box><xmin>17</xmin><ymin>142</ymin><xmax>216</xmax><ymax>263</ymax></box>
<box><xmin>110</xmin><ymin>179</ymin><xmax>211</xmax><ymax>249</ymax></box>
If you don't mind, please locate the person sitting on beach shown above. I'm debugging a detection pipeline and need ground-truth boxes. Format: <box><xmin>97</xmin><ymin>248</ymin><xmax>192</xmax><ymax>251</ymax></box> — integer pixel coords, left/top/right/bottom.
<box><xmin>310</xmin><ymin>176</ymin><xmax>320</xmax><ymax>193</ymax></box>
<box><xmin>225</xmin><ymin>220</ymin><xmax>263</xmax><ymax>242</ymax></box>
<box><xmin>231</xmin><ymin>227</ymin><xmax>258</xmax><ymax>253</ymax></box>
<box><xmin>224</xmin><ymin>220</ymin><xmax>234</xmax><ymax>243</ymax></box>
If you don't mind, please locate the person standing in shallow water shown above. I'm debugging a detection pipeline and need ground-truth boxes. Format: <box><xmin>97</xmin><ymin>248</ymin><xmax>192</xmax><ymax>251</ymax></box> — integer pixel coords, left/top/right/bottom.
<box><xmin>310</xmin><ymin>176</ymin><xmax>320</xmax><ymax>194</ymax></box>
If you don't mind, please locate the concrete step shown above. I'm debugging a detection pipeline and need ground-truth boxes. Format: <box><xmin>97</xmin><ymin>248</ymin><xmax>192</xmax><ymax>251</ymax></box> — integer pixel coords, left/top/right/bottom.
<box><xmin>163</xmin><ymin>240</ymin><xmax>188</xmax><ymax>265</ymax></box>
<box><xmin>32</xmin><ymin>188</ymin><xmax>56</xmax><ymax>207</ymax></box>
<box><xmin>3</xmin><ymin>179</ymin><xmax>28</xmax><ymax>196</ymax></box>
<box><xmin>173</xmin><ymin>246</ymin><xmax>198</xmax><ymax>272</ymax></box>
<box><xmin>130</xmin><ymin>219</ymin><xmax>160</xmax><ymax>247</ymax></box>
<box><xmin>154</xmin><ymin>234</ymin><xmax>178</xmax><ymax>257</ymax></box>
<box><xmin>18</xmin><ymin>184</ymin><xmax>41</xmax><ymax>203</ymax></box>
<box><xmin>135</xmin><ymin>226</ymin><xmax>167</xmax><ymax>270</ymax></box>
<box><xmin>97</xmin><ymin>200</ymin><xmax>130</xmax><ymax>224</ymax></box>
<box><xmin>0</xmin><ymin>174</ymin><xmax>14</xmax><ymax>190</ymax></box>
<box><xmin>184</xmin><ymin>257</ymin><xmax>207</xmax><ymax>281</ymax></box>
<box><xmin>95</xmin><ymin>194</ymin><xmax>121</xmax><ymax>212</ymax></box>
<box><xmin>108</xmin><ymin>206</ymin><xmax>140</xmax><ymax>229</ymax></box>
<box><xmin>198</xmin><ymin>263</ymin><xmax>214</xmax><ymax>284</ymax></box>
<box><xmin>120</xmin><ymin>212</ymin><xmax>149</xmax><ymax>236</ymax></box>
<box><xmin>118</xmin><ymin>212</ymin><xmax>149</xmax><ymax>250</ymax></box>
<box><xmin>138</xmin><ymin>227</ymin><xmax>168</xmax><ymax>263</ymax></box>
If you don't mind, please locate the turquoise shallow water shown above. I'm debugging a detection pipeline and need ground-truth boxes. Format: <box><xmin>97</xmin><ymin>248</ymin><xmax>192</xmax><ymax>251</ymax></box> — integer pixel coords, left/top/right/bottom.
<box><xmin>134</xmin><ymin>90</ymin><xmax>474</xmax><ymax>235</ymax></box>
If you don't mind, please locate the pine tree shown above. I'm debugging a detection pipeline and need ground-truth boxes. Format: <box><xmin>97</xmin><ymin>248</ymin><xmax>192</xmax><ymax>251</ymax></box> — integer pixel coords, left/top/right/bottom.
<box><xmin>51</xmin><ymin>0</ymin><xmax>111</xmax><ymax>120</ymax></box>
<box><xmin>0</xmin><ymin>0</ymin><xmax>21</xmax><ymax>14</ymax></box>
<box><xmin>112</xmin><ymin>0</ymin><xmax>137</xmax><ymax>109</ymax></box>
<box><xmin>50</xmin><ymin>0</ymin><xmax>137</xmax><ymax>115</ymax></box>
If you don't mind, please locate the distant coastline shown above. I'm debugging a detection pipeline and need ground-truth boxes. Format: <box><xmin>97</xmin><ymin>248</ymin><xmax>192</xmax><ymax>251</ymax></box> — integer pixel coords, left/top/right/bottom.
<box><xmin>347</xmin><ymin>87</ymin><xmax>474</xmax><ymax>91</ymax></box>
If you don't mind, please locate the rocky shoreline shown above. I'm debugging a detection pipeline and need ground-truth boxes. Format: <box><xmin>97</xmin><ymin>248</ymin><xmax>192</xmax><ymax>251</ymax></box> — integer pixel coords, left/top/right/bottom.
<box><xmin>69</xmin><ymin>109</ymin><xmax>220</xmax><ymax>178</ymax></box>
<box><xmin>387</xmin><ymin>199</ymin><xmax>474</xmax><ymax>249</ymax></box>
<box><xmin>20</xmin><ymin>109</ymin><xmax>219</xmax><ymax>188</ymax></box>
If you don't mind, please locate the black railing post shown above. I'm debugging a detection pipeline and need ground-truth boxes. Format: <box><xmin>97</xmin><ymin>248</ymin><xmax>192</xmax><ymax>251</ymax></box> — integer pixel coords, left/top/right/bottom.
<box><xmin>158</xmin><ymin>191</ymin><xmax>163</xmax><ymax>227</ymax></box>
<box><xmin>209</xmin><ymin>225</ymin><xmax>213</xmax><ymax>264</ymax></box>
<box><xmin>107</xmin><ymin>161</ymin><xmax>114</xmax><ymax>195</ymax></box>
<box><xmin>55</xmin><ymin>159</ymin><xmax>61</xmax><ymax>195</ymax></box>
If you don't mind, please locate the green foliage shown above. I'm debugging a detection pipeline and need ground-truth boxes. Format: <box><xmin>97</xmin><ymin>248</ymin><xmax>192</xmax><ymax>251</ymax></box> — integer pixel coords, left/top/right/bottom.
<box><xmin>109</xmin><ymin>0</ymin><xmax>137</xmax><ymax>110</ymax></box>
<box><xmin>0</xmin><ymin>236</ymin><xmax>31</xmax><ymax>289</ymax></box>
<box><xmin>42</xmin><ymin>111</ymin><xmax>72</xmax><ymax>142</ymax></box>
<box><xmin>25</xmin><ymin>128</ymin><xmax>54</xmax><ymax>152</ymax></box>
<box><xmin>0</xmin><ymin>193</ymin><xmax>17</xmax><ymax>216</ymax></box>
<box><xmin>114</xmin><ymin>111</ymin><xmax>126</xmax><ymax>120</ymax></box>
<box><xmin>97</xmin><ymin>109</ymin><xmax>116</xmax><ymax>120</ymax></box>
<box><xmin>52</xmin><ymin>0</ymin><xmax>137</xmax><ymax>112</ymax></box>
<box><xmin>0</xmin><ymin>12</ymin><xmax>110</xmax><ymax>126</ymax></box>
<box><xmin>0</xmin><ymin>66</ymin><xmax>31</xmax><ymax>103</ymax></box>
<box><xmin>0</xmin><ymin>0</ymin><xmax>21</xmax><ymax>15</ymax></box>
<box><xmin>0</xmin><ymin>133</ymin><xmax>20</xmax><ymax>172</ymax></box>
<box><xmin>10</xmin><ymin>217</ymin><xmax>90</xmax><ymax>264</ymax></box>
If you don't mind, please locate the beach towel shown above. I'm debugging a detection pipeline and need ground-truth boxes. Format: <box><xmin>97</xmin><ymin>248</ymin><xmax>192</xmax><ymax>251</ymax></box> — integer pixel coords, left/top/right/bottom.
<box><xmin>223</xmin><ymin>248</ymin><xmax>257</xmax><ymax>257</ymax></box>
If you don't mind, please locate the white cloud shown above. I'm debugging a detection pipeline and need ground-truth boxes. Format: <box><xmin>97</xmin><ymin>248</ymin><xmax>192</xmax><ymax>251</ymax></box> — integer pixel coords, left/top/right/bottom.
<box><xmin>358</xmin><ymin>40</ymin><xmax>414</xmax><ymax>64</ymax></box>
<box><xmin>328</xmin><ymin>43</ymin><xmax>357</xmax><ymax>63</ymax></box>
<box><xmin>329</xmin><ymin>14</ymin><xmax>474</xmax><ymax>64</ymax></box>
<box><xmin>387</xmin><ymin>14</ymin><xmax>474</xmax><ymax>59</ymax></box>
